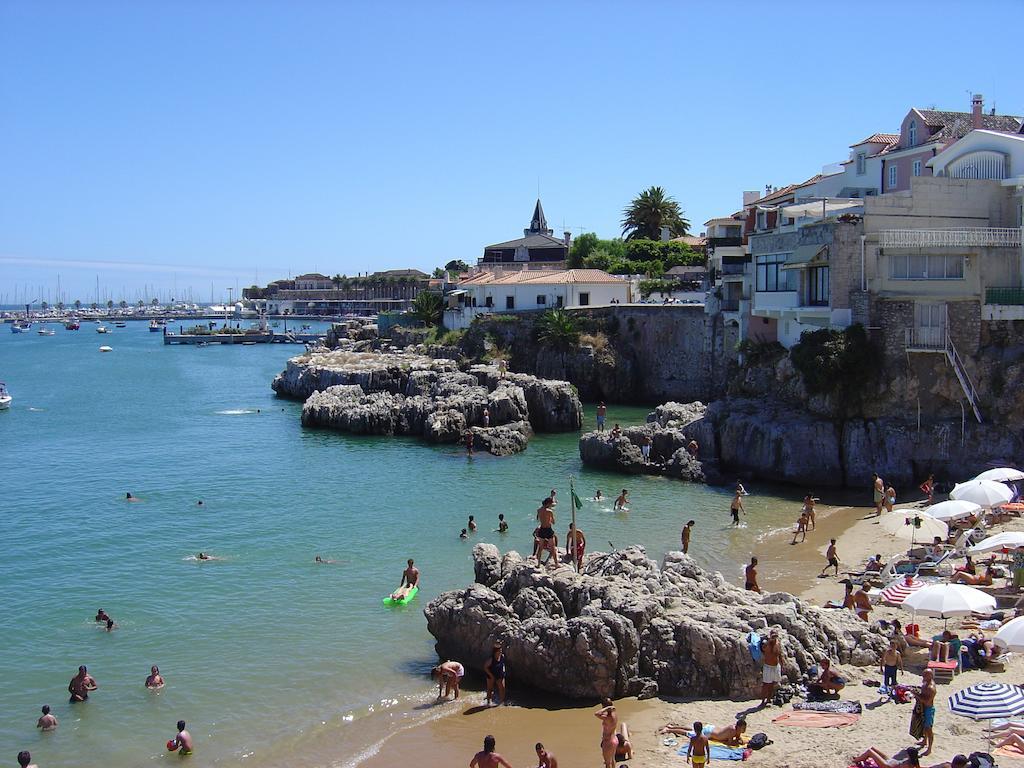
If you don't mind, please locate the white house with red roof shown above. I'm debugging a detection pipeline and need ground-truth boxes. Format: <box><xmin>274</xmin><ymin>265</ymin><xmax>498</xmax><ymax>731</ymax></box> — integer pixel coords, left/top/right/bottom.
<box><xmin>443</xmin><ymin>269</ymin><xmax>630</xmax><ymax>330</ymax></box>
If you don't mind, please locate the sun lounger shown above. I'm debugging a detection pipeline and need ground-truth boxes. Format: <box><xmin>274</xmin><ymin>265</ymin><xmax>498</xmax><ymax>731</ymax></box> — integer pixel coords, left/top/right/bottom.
<box><xmin>926</xmin><ymin>658</ymin><xmax>958</xmax><ymax>682</ymax></box>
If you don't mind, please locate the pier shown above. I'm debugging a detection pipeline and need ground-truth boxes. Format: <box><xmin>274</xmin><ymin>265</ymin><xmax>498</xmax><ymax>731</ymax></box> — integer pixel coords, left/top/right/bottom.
<box><xmin>162</xmin><ymin>327</ymin><xmax>327</xmax><ymax>345</ymax></box>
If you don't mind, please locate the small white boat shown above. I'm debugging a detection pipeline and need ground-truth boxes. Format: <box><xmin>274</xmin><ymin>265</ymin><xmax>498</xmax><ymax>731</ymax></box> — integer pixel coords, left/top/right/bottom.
<box><xmin>113</xmin><ymin>321</ymin><xmax>127</xmax><ymax>328</ymax></box>
<box><xmin>96</xmin><ymin>326</ymin><xmax>110</xmax><ymax>334</ymax></box>
<box><xmin>99</xmin><ymin>345</ymin><xmax>113</xmax><ymax>353</ymax></box>
<box><xmin>38</xmin><ymin>327</ymin><xmax>56</xmax><ymax>336</ymax></box>
<box><xmin>11</xmin><ymin>321</ymin><xmax>31</xmax><ymax>333</ymax></box>
<box><xmin>149</xmin><ymin>319</ymin><xmax>162</xmax><ymax>332</ymax></box>
<box><xmin>0</xmin><ymin>382</ymin><xmax>11</xmax><ymax>410</ymax></box>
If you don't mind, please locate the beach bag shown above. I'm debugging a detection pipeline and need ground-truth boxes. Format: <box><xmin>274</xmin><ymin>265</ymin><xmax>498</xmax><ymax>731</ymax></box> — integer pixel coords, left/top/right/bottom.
<box><xmin>909</xmin><ymin>703</ymin><xmax>925</xmax><ymax>740</ymax></box>
<box><xmin>748</xmin><ymin>733</ymin><xmax>771</xmax><ymax>750</ymax></box>
<box><xmin>747</xmin><ymin>632</ymin><xmax>762</xmax><ymax>663</ymax></box>
<box><xmin>893</xmin><ymin>685</ymin><xmax>913</xmax><ymax>704</ymax></box>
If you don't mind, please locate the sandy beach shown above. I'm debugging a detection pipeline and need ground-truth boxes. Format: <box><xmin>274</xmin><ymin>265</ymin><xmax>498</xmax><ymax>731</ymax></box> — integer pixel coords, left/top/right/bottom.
<box><xmin>347</xmin><ymin>496</ymin><xmax>1024</xmax><ymax>768</ymax></box>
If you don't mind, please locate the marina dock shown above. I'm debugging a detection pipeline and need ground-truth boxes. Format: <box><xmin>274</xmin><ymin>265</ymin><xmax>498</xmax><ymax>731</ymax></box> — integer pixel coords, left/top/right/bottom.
<box><xmin>162</xmin><ymin>327</ymin><xmax>327</xmax><ymax>345</ymax></box>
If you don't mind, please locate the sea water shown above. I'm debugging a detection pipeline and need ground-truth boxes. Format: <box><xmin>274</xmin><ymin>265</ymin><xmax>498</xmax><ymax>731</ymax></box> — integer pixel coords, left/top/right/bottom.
<box><xmin>0</xmin><ymin>321</ymin><xmax>805</xmax><ymax>766</ymax></box>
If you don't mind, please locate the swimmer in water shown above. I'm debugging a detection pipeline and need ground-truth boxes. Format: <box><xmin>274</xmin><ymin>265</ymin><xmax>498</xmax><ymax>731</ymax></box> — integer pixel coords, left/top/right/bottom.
<box><xmin>594</xmin><ymin>489</ymin><xmax>603</xmax><ymax>501</ymax></box>
<box><xmin>197</xmin><ymin>500</ymin><xmax>204</xmax><ymax>506</ymax></box>
<box><xmin>614</xmin><ymin>489</ymin><xmax>629</xmax><ymax>511</ymax></box>
<box><xmin>460</xmin><ymin>528</ymin><xmax>468</xmax><ymax>539</ymax></box>
<box><xmin>126</xmin><ymin>492</ymin><xmax>141</xmax><ymax>502</ymax></box>
<box><xmin>36</xmin><ymin>705</ymin><xmax>58</xmax><ymax>731</ymax></box>
<box><xmin>196</xmin><ymin>552</ymin><xmax>216</xmax><ymax>561</ymax></box>
<box><xmin>468</xmin><ymin>515</ymin><xmax>477</xmax><ymax>532</ymax></box>
<box><xmin>497</xmin><ymin>514</ymin><xmax>508</xmax><ymax>533</ymax></box>
<box><xmin>95</xmin><ymin>609</ymin><xmax>110</xmax><ymax>623</ymax></box>
<box><xmin>68</xmin><ymin>665</ymin><xmax>98</xmax><ymax>702</ymax></box>
<box><xmin>145</xmin><ymin>665</ymin><xmax>165</xmax><ymax>689</ymax></box>
<box><xmin>315</xmin><ymin>555</ymin><xmax>340</xmax><ymax>564</ymax></box>
<box><xmin>171</xmin><ymin>720</ymin><xmax>193</xmax><ymax>756</ymax></box>
<box><xmin>105</xmin><ymin>618</ymin><xmax>116</xmax><ymax>631</ymax></box>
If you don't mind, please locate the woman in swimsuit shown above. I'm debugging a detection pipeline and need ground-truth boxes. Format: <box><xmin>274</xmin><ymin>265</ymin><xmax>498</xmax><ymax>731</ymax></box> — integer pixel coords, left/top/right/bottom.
<box><xmin>484</xmin><ymin>644</ymin><xmax>506</xmax><ymax>706</ymax></box>
<box><xmin>432</xmin><ymin>661</ymin><xmax>465</xmax><ymax>700</ymax></box>
<box><xmin>595</xmin><ymin>698</ymin><xmax>618</xmax><ymax>768</ymax></box>
<box><xmin>852</xmin><ymin>746</ymin><xmax>920</xmax><ymax>768</ymax></box>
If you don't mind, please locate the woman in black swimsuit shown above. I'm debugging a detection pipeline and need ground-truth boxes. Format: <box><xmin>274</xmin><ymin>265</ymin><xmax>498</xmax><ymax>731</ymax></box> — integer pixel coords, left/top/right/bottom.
<box><xmin>484</xmin><ymin>643</ymin><xmax>506</xmax><ymax>706</ymax></box>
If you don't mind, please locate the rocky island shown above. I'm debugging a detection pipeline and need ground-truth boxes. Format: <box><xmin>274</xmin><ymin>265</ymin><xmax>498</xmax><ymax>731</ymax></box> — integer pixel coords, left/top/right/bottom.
<box><xmin>425</xmin><ymin>543</ymin><xmax>884</xmax><ymax>700</ymax></box>
<box><xmin>272</xmin><ymin>351</ymin><xmax>582</xmax><ymax>454</ymax></box>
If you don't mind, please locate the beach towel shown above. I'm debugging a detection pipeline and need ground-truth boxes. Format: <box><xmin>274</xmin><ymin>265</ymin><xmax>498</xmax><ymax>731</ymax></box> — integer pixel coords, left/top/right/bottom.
<box><xmin>676</xmin><ymin>743</ymin><xmax>750</xmax><ymax>761</ymax></box>
<box><xmin>771</xmin><ymin>711</ymin><xmax>860</xmax><ymax>728</ymax></box>
<box><xmin>995</xmin><ymin>743</ymin><xmax>1024</xmax><ymax>761</ymax></box>
<box><xmin>748</xmin><ymin>631</ymin><xmax>762</xmax><ymax>663</ymax></box>
<box><xmin>793</xmin><ymin>700</ymin><xmax>863</xmax><ymax>714</ymax></box>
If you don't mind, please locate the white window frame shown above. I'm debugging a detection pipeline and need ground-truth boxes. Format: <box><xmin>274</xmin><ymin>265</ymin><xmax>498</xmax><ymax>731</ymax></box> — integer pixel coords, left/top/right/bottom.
<box><xmin>889</xmin><ymin>253</ymin><xmax>965</xmax><ymax>280</ymax></box>
<box><xmin>912</xmin><ymin>160</ymin><xmax>922</xmax><ymax>177</ymax></box>
<box><xmin>888</xmin><ymin>164</ymin><xmax>898</xmax><ymax>189</ymax></box>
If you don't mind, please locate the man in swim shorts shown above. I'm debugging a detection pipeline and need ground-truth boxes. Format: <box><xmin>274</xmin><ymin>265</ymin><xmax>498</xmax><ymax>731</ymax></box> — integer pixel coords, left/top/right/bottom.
<box><xmin>914</xmin><ymin>669</ymin><xmax>936</xmax><ymax>756</ymax></box>
<box><xmin>682</xmin><ymin>520</ymin><xmax>695</xmax><ymax>554</ymax></box>
<box><xmin>745</xmin><ymin>557</ymin><xmax>761</xmax><ymax>592</ymax></box>
<box><xmin>759</xmin><ymin>631</ymin><xmax>783</xmax><ymax>706</ymax></box>
<box><xmin>535</xmin><ymin>498</ymin><xmax>558</xmax><ymax>567</ymax></box>
<box><xmin>614</xmin><ymin>489</ymin><xmax>628</xmax><ymax>511</ymax></box>
<box><xmin>596</xmin><ymin>402</ymin><xmax>606</xmax><ymax>432</ymax></box>
<box><xmin>470</xmin><ymin>735</ymin><xmax>512</xmax><ymax>768</ymax></box>
<box><xmin>821</xmin><ymin>538</ymin><xmax>840</xmax><ymax>576</ymax></box>
<box><xmin>172</xmin><ymin>720</ymin><xmax>193</xmax><ymax>756</ymax></box>
<box><xmin>872</xmin><ymin>473</ymin><xmax>884</xmax><ymax>516</ymax></box>
<box><xmin>566</xmin><ymin>523</ymin><xmax>586</xmax><ymax>569</ymax></box>
<box><xmin>687</xmin><ymin>721</ymin><xmax>709</xmax><ymax>766</ymax></box>
<box><xmin>68</xmin><ymin>665</ymin><xmax>98</xmax><ymax>703</ymax></box>
<box><xmin>391</xmin><ymin>559</ymin><xmax>419</xmax><ymax>601</ymax></box>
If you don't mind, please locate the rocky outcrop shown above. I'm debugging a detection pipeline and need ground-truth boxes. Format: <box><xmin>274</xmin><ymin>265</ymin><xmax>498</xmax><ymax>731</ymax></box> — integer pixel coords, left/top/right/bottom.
<box><xmin>425</xmin><ymin>544</ymin><xmax>885</xmax><ymax>700</ymax></box>
<box><xmin>577</xmin><ymin>402</ymin><xmax>718</xmax><ymax>482</ymax></box>
<box><xmin>276</xmin><ymin>353</ymin><xmax>580</xmax><ymax>453</ymax></box>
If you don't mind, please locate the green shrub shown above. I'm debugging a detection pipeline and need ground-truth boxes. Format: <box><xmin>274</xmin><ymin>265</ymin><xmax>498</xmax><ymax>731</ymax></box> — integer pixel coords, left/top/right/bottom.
<box><xmin>736</xmin><ymin>338</ymin><xmax>787</xmax><ymax>365</ymax></box>
<box><xmin>533</xmin><ymin>309</ymin><xmax>580</xmax><ymax>350</ymax></box>
<box><xmin>789</xmin><ymin>324</ymin><xmax>878</xmax><ymax>401</ymax></box>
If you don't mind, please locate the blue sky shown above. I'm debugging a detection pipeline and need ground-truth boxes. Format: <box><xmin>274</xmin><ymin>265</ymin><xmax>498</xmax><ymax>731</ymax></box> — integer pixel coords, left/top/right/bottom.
<box><xmin>2</xmin><ymin>0</ymin><xmax>1022</xmax><ymax>303</ymax></box>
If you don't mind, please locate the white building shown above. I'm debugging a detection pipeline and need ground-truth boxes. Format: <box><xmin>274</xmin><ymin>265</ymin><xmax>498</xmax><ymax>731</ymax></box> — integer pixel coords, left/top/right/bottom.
<box><xmin>444</xmin><ymin>269</ymin><xmax>630</xmax><ymax>330</ymax></box>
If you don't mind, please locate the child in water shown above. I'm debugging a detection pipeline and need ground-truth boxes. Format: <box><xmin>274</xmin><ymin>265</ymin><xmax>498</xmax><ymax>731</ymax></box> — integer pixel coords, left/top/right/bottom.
<box><xmin>459</xmin><ymin>529</ymin><xmax>468</xmax><ymax>539</ymax></box>
<box><xmin>497</xmin><ymin>514</ymin><xmax>508</xmax><ymax>533</ymax></box>
<box><xmin>468</xmin><ymin>516</ymin><xmax>477</xmax><ymax>532</ymax></box>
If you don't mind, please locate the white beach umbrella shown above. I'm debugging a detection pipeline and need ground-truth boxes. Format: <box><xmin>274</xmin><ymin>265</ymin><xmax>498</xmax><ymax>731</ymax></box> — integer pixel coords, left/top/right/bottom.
<box><xmin>949</xmin><ymin>683</ymin><xmax>1024</xmax><ymax>720</ymax></box>
<box><xmin>951</xmin><ymin>479</ymin><xmax>1014</xmax><ymax>508</ymax></box>
<box><xmin>974</xmin><ymin>467</ymin><xmax>1024</xmax><ymax>483</ymax></box>
<box><xmin>994</xmin><ymin>617</ymin><xmax>1024</xmax><ymax>651</ymax></box>
<box><xmin>921</xmin><ymin>499</ymin><xmax>982</xmax><ymax>523</ymax></box>
<box><xmin>969</xmin><ymin>531</ymin><xmax>1024</xmax><ymax>555</ymax></box>
<box><xmin>902</xmin><ymin>583</ymin><xmax>996</xmax><ymax>619</ymax></box>
<box><xmin>880</xmin><ymin>576</ymin><xmax>925</xmax><ymax>606</ymax></box>
<box><xmin>879</xmin><ymin>511</ymin><xmax>948</xmax><ymax>542</ymax></box>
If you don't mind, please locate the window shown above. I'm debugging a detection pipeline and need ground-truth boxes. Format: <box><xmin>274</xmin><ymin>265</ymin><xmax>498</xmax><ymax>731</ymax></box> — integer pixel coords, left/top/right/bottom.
<box><xmin>505</xmin><ymin>296</ymin><xmax>515</xmax><ymax>310</ymax></box>
<box><xmin>536</xmin><ymin>295</ymin><xmax>546</xmax><ymax>305</ymax></box>
<box><xmin>556</xmin><ymin>295</ymin><xmax>564</xmax><ymax>308</ymax></box>
<box><xmin>913</xmin><ymin>160</ymin><xmax>922</xmax><ymax>177</ymax></box>
<box><xmin>756</xmin><ymin>211</ymin><xmax>767</xmax><ymax>230</ymax></box>
<box><xmin>808</xmin><ymin>266</ymin><xmax>829</xmax><ymax>306</ymax></box>
<box><xmin>908</xmin><ymin>120</ymin><xmax>917</xmax><ymax>147</ymax></box>
<box><xmin>578</xmin><ymin>292</ymin><xmax>590</xmax><ymax>306</ymax></box>
<box><xmin>856</xmin><ymin>153</ymin><xmax>866</xmax><ymax>175</ymax></box>
<box><xmin>888</xmin><ymin>164</ymin><xmax>898</xmax><ymax>189</ymax></box>
<box><xmin>890</xmin><ymin>254</ymin><xmax>965</xmax><ymax>280</ymax></box>
<box><xmin>755</xmin><ymin>254</ymin><xmax>795</xmax><ymax>292</ymax></box>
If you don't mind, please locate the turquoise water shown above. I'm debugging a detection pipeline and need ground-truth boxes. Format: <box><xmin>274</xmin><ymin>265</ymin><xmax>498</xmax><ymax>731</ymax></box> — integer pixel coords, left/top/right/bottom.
<box><xmin>0</xmin><ymin>321</ymin><xmax>800</xmax><ymax>767</ymax></box>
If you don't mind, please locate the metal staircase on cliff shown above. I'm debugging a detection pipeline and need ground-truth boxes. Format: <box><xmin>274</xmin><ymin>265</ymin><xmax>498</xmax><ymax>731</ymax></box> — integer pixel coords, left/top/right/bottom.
<box><xmin>905</xmin><ymin>324</ymin><xmax>982</xmax><ymax>424</ymax></box>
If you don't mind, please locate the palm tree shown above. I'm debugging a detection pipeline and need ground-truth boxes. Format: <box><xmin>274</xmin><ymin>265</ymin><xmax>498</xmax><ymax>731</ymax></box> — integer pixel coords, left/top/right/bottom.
<box><xmin>107</xmin><ymin>300</ymin><xmax>114</xmax><ymax>310</ymax></box>
<box><xmin>411</xmin><ymin>290</ymin><xmax>443</xmax><ymax>327</ymax></box>
<box><xmin>621</xmin><ymin>186</ymin><xmax>690</xmax><ymax>241</ymax></box>
<box><xmin>533</xmin><ymin>309</ymin><xmax>580</xmax><ymax>351</ymax></box>
<box><xmin>74</xmin><ymin>300</ymin><xmax>81</xmax><ymax>310</ymax></box>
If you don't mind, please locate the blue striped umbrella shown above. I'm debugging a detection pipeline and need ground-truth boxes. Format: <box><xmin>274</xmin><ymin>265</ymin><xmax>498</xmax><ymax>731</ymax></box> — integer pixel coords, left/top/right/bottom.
<box><xmin>948</xmin><ymin>683</ymin><xmax>1024</xmax><ymax>720</ymax></box>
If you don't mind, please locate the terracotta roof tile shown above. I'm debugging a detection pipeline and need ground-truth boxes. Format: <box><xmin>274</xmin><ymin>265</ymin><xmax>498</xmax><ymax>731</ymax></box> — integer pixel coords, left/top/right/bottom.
<box><xmin>460</xmin><ymin>269</ymin><xmax>626</xmax><ymax>286</ymax></box>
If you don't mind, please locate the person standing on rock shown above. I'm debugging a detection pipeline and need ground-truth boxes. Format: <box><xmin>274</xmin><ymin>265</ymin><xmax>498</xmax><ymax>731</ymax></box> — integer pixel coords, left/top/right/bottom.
<box><xmin>731</xmin><ymin>490</ymin><xmax>744</xmax><ymax>526</ymax></box>
<box><xmin>682</xmin><ymin>520</ymin><xmax>695</xmax><ymax>554</ymax></box>
<box><xmin>596</xmin><ymin>402</ymin><xmax>607</xmax><ymax>432</ymax></box>
<box><xmin>535</xmin><ymin>498</ymin><xmax>559</xmax><ymax>567</ymax></box>
<box><xmin>595</xmin><ymin>698</ymin><xmax>619</xmax><ymax>768</ymax></box>
<box><xmin>759</xmin><ymin>631</ymin><xmax>784</xmax><ymax>707</ymax></box>
<box><xmin>821</xmin><ymin>539</ymin><xmax>840</xmax><ymax>576</ymax></box>
<box><xmin>640</xmin><ymin>434</ymin><xmax>652</xmax><ymax>463</ymax></box>
<box><xmin>482</xmin><ymin>408</ymin><xmax>490</xmax><ymax>427</ymax></box>
<box><xmin>470</xmin><ymin>735</ymin><xmax>512</xmax><ymax>768</ymax></box>
<box><xmin>872</xmin><ymin>473</ymin><xmax>885</xmax><ymax>516</ymax></box>
<box><xmin>745</xmin><ymin>557</ymin><xmax>761</xmax><ymax>593</ymax></box>
<box><xmin>566</xmin><ymin>523</ymin><xmax>586</xmax><ymax>569</ymax></box>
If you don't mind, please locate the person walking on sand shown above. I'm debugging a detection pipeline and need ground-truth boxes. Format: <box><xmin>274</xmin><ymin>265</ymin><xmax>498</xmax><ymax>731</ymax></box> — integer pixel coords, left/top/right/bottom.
<box><xmin>914</xmin><ymin>669</ymin><xmax>937</xmax><ymax>757</ymax></box>
<box><xmin>885</xmin><ymin>485</ymin><xmax>897</xmax><ymax>514</ymax></box>
<box><xmin>595</xmin><ymin>698</ymin><xmax>618</xmax><ymax>768</ymax></box>
<box><xmin>920</xmin><ymin>474</ymin><xmax>935</xmax><ymax>505</ymax></box>
<box><xmin>759</xmin><ymin>630</ymin><xmax>784</xmax><ymax>706</ymax></box>
<box><xmin>596</xmin><ymin>402</ymin><xmax>607</xmax><ymax>432</ymax></box>
<box><xmin>484</xmin><ymin>643</ymin><xmax>506</xmax><ymax>707</ymax></box>
<box><xmin>535</xmin><ymin>742</ymin><xmax>558</xmax><ymax>768</ymax></box>
<box><xmin>803</xmin><ymin>493</ymin><xmax>817</xmax><ymax>530</ymax></box>
<box><xmin>730</xmin><ymin>490</ymin><xmax>744</xmax><ymax>526</ymax></box>
<box><xmin>745</xmin><ymin>557</ymin><xmax>761</xmax><ymax>593</ymax></box>
<box><xmin>470</xmin><ymin>735</ymin><xmax>512</xmax><ymax>768</ymax></box>
<box><xmin>792</xmin><ymin>510</ymin><xmax>809</xmax><ymax>543</ymax></box>
<box><xmin>687</xmin><ymin>721</ymin><xmax>710</xmax><ymax>766</ymax></box>
<box><xmin>68</xmin><ymin>665</ymin><xmax>97</xmax><ymax>702</ymax></box>
<box><xmin>872</xmin><ymin>473</ymin><xmax>885</xmax><ymax>516</ymax></box>
<box><xmin>881</xmin><ymin>639</ymin><xmax>904</xmax><ymax>689</ymax></box>
<box><xmin>36</xmin><ymin>705</ymin><xmax>58</xmax><ymax>731</ymax></box>
<box><xmin>682</xmin><ymin>520</ymin><xmax>695</xmax><ymax>554</ymax></box>
<box><xmin>821</xmin><ymin>539</ymin><xmax>840</xmax><ymax>576</ymax></box>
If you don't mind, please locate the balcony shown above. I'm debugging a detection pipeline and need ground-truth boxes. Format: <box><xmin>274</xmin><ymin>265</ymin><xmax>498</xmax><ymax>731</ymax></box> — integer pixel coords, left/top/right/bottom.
<box><xmin>721</xmin><ymin>262</ymin><xmax>746</xmax><ymax>276</ymax></box>
<box><xmin>986</xmin><ymin>287</ymin><xmax>1024</xmax><ymax>305</ymax></box>
<box><xmin>708</xmin><ymin>236</ymin><xmax>744</xmax><ymax>250</ymax></box>
<box><xmin>880</xmin><ymin>228</ymin><xmax>1022</xmax><ymax>249</ymax></box>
